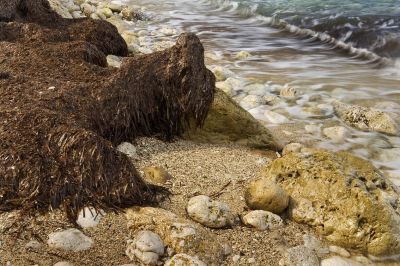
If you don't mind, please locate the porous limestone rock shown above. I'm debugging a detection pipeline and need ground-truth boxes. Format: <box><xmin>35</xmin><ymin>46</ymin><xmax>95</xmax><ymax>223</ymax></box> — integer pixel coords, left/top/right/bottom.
<box><xmin>125</xmin><ymin>207</ymin><xmax>225</xmax><ymax>265</ymax></box>
<box><xmin>242</xmin><ymin>210</ymin><xmax>283</xmax><ymax>231</ymax></box>
<box><xmin>48</xmin><ymin>229</ymin><xmax>93</xmax><ymax>252</ymax></box>
<box><xmin>142</xmin><ymin>166</ymin><xmax>172</xmax><ymax>185</ymax></box>
<box><xmin>261</xmin><ymin>149</ymin><xmax>400</xmax><ymax>256</ymax></box>
<box><xmin>187</xmin><ymin>195</ymin><xmax>235</xmax><ymax>228</ymax></box>
<box><xmin>165</xmin><ymin>253</ymin><xmax>206</xmax><ymax>266</ymax></box>
<box><xmin>333</xmin><ymin>101</ymin><xmax>398</xmax><ymax>135</ymax></box>
<box><xmin>184</xmin><ymin>89</ymin><xmax>281</xmax><ymax>150</ymax></box>
<box><xmin>245</xmin><ymin>179</ymin><xmax>289</xmax><ymax>214</ymax></box>
<box><xmin>126</xmin><ymin>230</ymin><xmax>164</xmax><ymax>265</ymax></box>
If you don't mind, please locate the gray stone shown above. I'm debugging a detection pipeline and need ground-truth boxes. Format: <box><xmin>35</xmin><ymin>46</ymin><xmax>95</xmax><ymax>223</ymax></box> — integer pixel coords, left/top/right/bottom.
<box><xmin>242</xmin><ymin>210</ymin><xmax>283</xmax><ymax>231</ymax></box>
<box><xmin>48</xmin><ymin>229</ymin><xmax>93</xmax><ymax>252</ymax></box>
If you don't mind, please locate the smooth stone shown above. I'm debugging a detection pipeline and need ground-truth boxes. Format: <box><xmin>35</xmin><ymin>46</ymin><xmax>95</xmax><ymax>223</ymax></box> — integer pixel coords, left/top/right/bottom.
<box><xmin>159</xmin><ymin>27</ymin><xmax>178</xmax><ymax>36</ymax></box>
<box><xmin>329</xmin><ymin>245</ymin><xmax>351</xmax><ymax>257</ymax></box>
<box><xmin>280</xmin><ymin>86</ymin><xmax>298</xmax><ymax>98</ymax></box>
<box><xmin>90</xmin><ymin>13</ymin><xmax>100</xmax><ymax>20</ymax></box>
<box><xmin>80</xmin><ymin>3</ymin><xmax>96</xmax><ymax>16</ymax></box>
<box><xmin>263</xmin><ymin>95</ymin><xmax>281</xmax><ymax>105</ymax></box>
<box><xmin>234</xmin><ymin>51</ymin><xmax>251</xmax><ymax>60</ymax></box>
<box><xmin>323</xmin><ymin>126</ymin><xmax>350</xmax><ymax>143</ymax></box>
<box><xmin>282</xmin><ymin>143</ymin><xmax>304</xmax><ymax>156</ymax></box>
<box><xmin>71</xmin><ymin>11</ymin><xmax>84</xmax><ymax>18</ymax></box>
<box><xmin>321</xmin><ymin>256</ymin><xmax>362</xmax><ymax>266</ymax></box>
<box><xmin>210</xmin><ymin>66</ymin><xmax>234</xmax><ymax>82</ymax></box>
<box><xmin>53</xmin><ymin>262</ymin><xmax>74</xmax><ymax>266</ymax></box>
<box><xmin>264</xmin><ymin>110</ymin><xmax>289</xmax><ymax>124</ymax></box>
<box><xmin>187</xmin><ymin>195</ymin><xmax>235</xmax><ymax>228</ymax></box>
<box><xmin>232</xmin><ymin>255</ymin><xmax>241</xmax><ymax>263</ymax></box>
<box><xmin>25</xmin><ymin>240</ymin><xmax>42</xmax><ymax>250</ymax></box>
<box><xmin>305</xmin><ymin>124</ymin><xmax>322</xmax><ymax>135</ymax></box>
<box><xmin>106</xmin><ymin>3</ymin><xmax>124</xmax><ymax>12</ymax></box>
<box><xmin>216</xmin><ymin>81</ymin><xmax>234</xmax><ymax>96</ymax></box>
<box><xmin>116</xmin><ymin>142</ymin><xmax>138</xmax><ymax>159</ymax></box>
<box><xmin>164</xmin><ymin>254</ymin><xmax>206</xmax><ymax>266</ymax></box>
<box><xmin>143</xmin><ymin>166</ymin><xmax>172</xmax><ymax>185</ymax></box>
<box><xmin>126</xmin><ymin>230</ymin><xmax>164</xmax><ymax>265</ymax></box>
<box><xmin>76</xmin><ymin>207</ymin><xmax>103</xmax><ymax>228</ymax></box>
<box><xmin>240</xmin><ymin>95</ymin><xmax>263</xmax><ymax>109</ymax></box>
<box><xmin>48</xmin><ymin>229</ymin><xmax>93</xmax><ymax>252</ymax></box>
<box><xmin>245</xmin><ymin>179</ymin><xmax>289</xmax><ymax>214</ymax></box>
<box><xmin>284</xmin><ymin>245</ymin><xmax>319</xmax><ymax>266</ymax></box>
<box><xmin>243</xmin><ymin>83</ymin><xmax>265</xmax><ymax>95</ymax></box>
<box><xmin>225</xmin><ymin>77</ymin><xmax>244</xmax><ymax>90</ymax></box>
<box><xmin>48</xmin><ymin>0</ymin><xmax>73</xmax><ymax>18</ymax></box>
<box><xmin>106</xmin><ymin>55</ymin><xmax>122</xmax><ymax>68</ymax></box>
<box><xmin>98</xmin><ymin>7</ymin><xmax>113</xmax><ymax>18</ymax></box>
<box><xmin>242</xmin><ymin>210</ymin><xmax>283</xmax><ymax>231</ymax></box>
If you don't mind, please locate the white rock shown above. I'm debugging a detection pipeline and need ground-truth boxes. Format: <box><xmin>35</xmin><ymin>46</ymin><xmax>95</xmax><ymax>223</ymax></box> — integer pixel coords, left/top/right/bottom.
<box><xmin>98</xmin><ymin>7</ymin><xmax>113</xmax><ymax>18</ymax></box>
<box><xmin>76</xmin><ymin>207</ymin><xmax>103</xmax><ymax>228</ymax></box>
<box><xmin>165</xmin><ymin>254</ymin><xmax>206</xmax><ymax>266</ymax></box>
<box><xmin>90</xmin><ymin>13</ymin><xmax>100</xmax><ymax>20</ymax></box>
<box><xmin>225</xmin><ymin>77</ymin><xmax>243</xmax><ymax>90</ymax></box>
<box><xmin>126</xmin><ymin>231</ymin><xmax>164</xmax><ymax>265</ymax></box>
<box><xmin>264</xmin><ymin>110</ymin><xmax>289</xmax><ymax>124</ymax></box>
<box><xmin>263</xmin><ymin>95</ymin><xmax>281</xmax><ymax>105</ymax></box>
<box><xmin>81</xmin><ymin>3</ymin><xmax>96</xmax><ymax>16</ymax></box>
<box><xmin>247</xmin><ymin>258</ymin><xmax>256</xmax><ymax>264</ymax></box>
<box><xmin>216</xmin><ymin>81</ymin><xmax>234</xmax><ymax>96</ymax></box>
<box><xmin>321</xmin><ymin>256</ymin><xmax>363</xmax><ymax>266</ymax></box>
<box><xmin>242</xmin><ymin>210</ymin><xmax>283</xmax><ymax>231</ymax></box>
<box><xmin>48</xmin><ymin>0</ymin><xmax>73</xmax><ymax>18</ymax></box>
<box><xmin>210</xmin><ymin>66</ymin><xmax>234</xmax><ymax>81</ymax></box>
<box><xmin>329</xmin><ymin>245</ymin><xmax>350</xmax><ymax>257</ymax></box>
<box><xmin>244</xmin><ymin>83</ymin><xmax>266</xmax><ymax>96</ymax></box>
<box><xmin>48</xmin><ymin>229</ymin><xmax>93</xmax><ymax>252</ymax></box>
<box><xmin>305</xmin><ymin>124</ymin><xmax>322</xmax><ymax>135</ymax></box>
<box><xmin>280</xmin><ymin>86</ymin><xmax>298</xmax><ymax>98</ymax></box>
<box><xmin>240</xmin><ymin>95</ymin><xmax>263</xmax><ymax>109</ymax></box>
<box><xmin>138</xmin><ymin>47</ymin><xmax>153</xmax><ymax>54</ymax></box>
<box><xmin>323</xmin><ymin>126</ymin><xmax>349</xmax><ymax>143</ymax></box>
<box><xmin>282</xmin><ymin>143</ymin><xmax>304</xmax><ymax>156</ymax></box>
<box><xmin>187</xmin><ymin>195</ymin><xmax>235</xmax><ymax>228</ymax></box>
<box><xmin>117</xmin><ymin>142</ymin><xmax>138</xmax><ymax>159</ymax></box>
<box><xmin>71</xmin><ymin>11</ymin><xmax>84</xmax><ymax>18</ymax></box>
<box><xmin>106</xmin><ymin>3</ymin><xmax>124</xmax><ymax>12</ymax></box>
<box><xmin>53</xmin><ymin>262</ymin><xmax>74</xmax><ymax>266</ymax></box>
<box><xmin>284</xmin><ymin>245</ymin><xmax>319</xmax><ymax>266</ymax></box>
<box><xmin>234</xmin><ymin>51</ymin><xmax>251</xmax><ymax>60</ymax></box>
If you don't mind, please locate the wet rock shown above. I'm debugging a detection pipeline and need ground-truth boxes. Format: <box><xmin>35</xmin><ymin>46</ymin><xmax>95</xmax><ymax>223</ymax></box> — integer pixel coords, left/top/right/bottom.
<box><xmin>243</xmin><ymin>83</ymin><xmax>265</xmax><ymax>96</ymax></box>
<box><xmin>116</xmin><ymin>142</ymin><xmax>138</xmax><ymax>159</ymax></box>
<box><xmin>321</xmin><ymin>256</ymin><xmax>362</xmax><ymax>266</ymax></box>
<box><xmin>323</xmin><ymin>126</ymin><xmax>350</xmax><ymax>143</ymax></box>
<box><xmin>98</xmin><ymin>7</ymin><xmax>113</xmax><ymax>18</ymax></box>
<box><xmin>126</xmin><ymin>207</ymin><xmax>225</xmax><ymax>265</ymax></box>
<box><xmin>283</xmin><ymin>245</ymin><xmax>319</xmax><ymax>266</ymax></box>
<box><xmin>126</xmin><ymin>230</ymin><xmax>164</xmax><ymax>265</ymax></box>
<box><xmin>143</xmin><ymin>166</ymin><xmax>172</xmax><ymax>185</ymax></box>
<box><xmin>106</xmin><ymin>55</ymin><xmax>122</xmax><ymax>68</ymax></box>
<box><xmin>264</xmin><ymin>110</ymin><xmax>289</xmax><ymax>124</ymax></box>
<box><xmin>282</xmin><ymin>143</ymin><xmax>304</xmax><ymax>156</ymax></box>
<box><xmin>187</xmin><ymin>195</ymin><xmax>235</xmax><ymax>228</ymax></box>
<box><xmin>165</xmin><ymin>254</ymin><xmax>206</xmax><ymax>266</ymax></box>
<box><xmin>261</xmin><ymin>149</ymin><xmax>400</xmax><ymax>256</ymax></box>
<box><xmin>245</xmin><ymin>179</ymin><xmax>289</xmax><ymax>214</ymax></box>
<box><xmin>242</xmin><ymin>210</ymin><xmax>283</xmax><ymax>231</ymax></box>
<box><xmin>106</xmin><ymin>3</ymin><xmax>124</xmax><ymax>13</ymax></box>
<box><xmin>240</xmin><ymin>95</ymin><xmax>263</xmax><ymax>109</ymax></box>
<box><xmin>280</xmin><ymin>87</ymin><xmax>298</xmax><ymax>98</ymax></box>
<box><xmin>328</xmin><ymin>245</ymin><xmax>350</xmax><ymax>257</ymax></box>
<box><xmin>159</xmin><ymin>26</ymin><xmax>178</xmax><ymax>36</ymax></box>
<box><xmin>210</xmin><ymin>66</ymin><xmax>234</xmax><ymax>81</ymax></box>
<box><xmin>48</xmin><ymin>229</ymin><xmax>93</xmax><ymax>252</ymax></box>
<box><xmin>76</xmin><ymin>207</ymin><xmax>103</xmax><ymax>228</ymax></box>
<box><xmin>234</xmin><ymin>51</ymin><xmax>251</xmax><ymax>60</ymax></box>
<box><xmin>333</xmin><ymin>101</ymin><xmax>398</xmax><ymax>135</ymax></box>
<box><xmin>305</xmin><ymin>124</ymin><xmax>322</xmax><ymax>135</ymax></box>
<box><xmin>263</xmin><ymin>95</ymin><xmax>281</xmax><ymax>106</ymax></box>
<box><xmin>216</xmin><ymin>81</ymin><xmax>234</xmax><ymax>96</ymax></box>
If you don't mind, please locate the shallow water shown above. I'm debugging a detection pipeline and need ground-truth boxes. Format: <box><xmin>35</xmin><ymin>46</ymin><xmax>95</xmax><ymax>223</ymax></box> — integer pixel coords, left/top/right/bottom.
<box><xmin>123</xmin><ymin>0</ymin><xmax>400</xmax><ymax>185</ymax></box>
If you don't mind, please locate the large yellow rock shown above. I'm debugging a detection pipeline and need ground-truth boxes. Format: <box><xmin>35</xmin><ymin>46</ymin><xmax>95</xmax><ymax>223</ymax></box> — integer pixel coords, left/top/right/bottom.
<box><xmin>261</xmin><ymin>150</ymin><xmax>400</xmax><ymax>256</ymax></box>
<box><xmin>184</xmin><ymin>89</ymin><xmax>281</xmax><ymax>150</ymax></box>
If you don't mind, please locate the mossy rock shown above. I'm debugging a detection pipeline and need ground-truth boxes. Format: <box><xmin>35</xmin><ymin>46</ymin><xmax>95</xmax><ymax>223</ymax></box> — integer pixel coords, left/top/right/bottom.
<box><xmin>184</xmin><ymin>89</ymin><xmax>281</xmax><ymax>151</ymax></box>
<box><xmin>261</xmin><ymin>150</ymin><xmax>400</xmax><ymax>256</ymax></box>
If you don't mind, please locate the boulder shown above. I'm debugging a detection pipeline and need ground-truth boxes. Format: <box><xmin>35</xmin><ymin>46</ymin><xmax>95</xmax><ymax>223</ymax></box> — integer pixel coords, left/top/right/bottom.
<box><xmin>261</xmin><ymin>150</ymin><xmax>400</xmax><ymax>256</ymax></box>
<box><xmin>125</xmin><ymin>207</ymin><xmax>225</xmax><ymax>265</ymax></box>
<box><xmin>187</xmin><ymin>195</ymin><xmax>235</xmax><ymax>228</ymax></box>
<box><xmin>184</xmin><ymin>89</ymin><xmax>281</xmax><ymax>150</ymax></box>
<box><xmin>333</xmin><ymin>101</ymin><xmax>398</xmax><ymax>135</ymax></box>
<box><xmin>245</xmin><ymin>179</ymin><xmax>289</xmax><ymax>214</ymax></box>
<box><xmin>242</xmin><ymin>210</ymin><xmax>283</xmax><ymax>231</ymax></box>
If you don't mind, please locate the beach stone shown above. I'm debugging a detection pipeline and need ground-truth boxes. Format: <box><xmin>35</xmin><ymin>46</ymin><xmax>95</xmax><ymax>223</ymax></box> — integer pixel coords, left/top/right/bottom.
<box><xmin>125</xmin><ymin>207</ymin><xmax>225</xmax><ymax>265</ymax></box>
<box><xmin>81</xmin><ymin>3</ymin><xmax>96</xmax><ymax>16</ymax></box>
<box><xmin>116</xmin><ymin>142</ymin><xmax>138</xmax><ymax>159</ymax></box>
<box><xmin>210</xmin><ymin>66</ymin><xmax>234</xmax><ymax>81</ymax></box>
<box><xmin>71</xmin><ymin>11</ymin><xmax>84</xmax><ymax>18</ymax></box>
<box><xmin>283</xmin><ymin>245</ymin><xmax>319</xmax><ymax>266</ymax></box>
<box><xmin>225</xmin><ymin>77</ymin><xmax>243</xmax><ymax>90</ymax></box>
<box><xmin>90</xmin><ymin>13</ymin><xmax>100</xmax><ymax>20</ymax></box>
<box><xmin>333</xmin><ymin>101</ymin><xmax>398</xmax><ymax>135</ymax></box>
<box><xmin>25</xmin><ymin>240</ymin><xmax>42</xmax><ymax>250</ymax></box>
<box><xmin>282</xmin><ymin>143</ymin><xmax>304</xmax><ymax>156</ymax></box>
<box><xmin>234</xmin><ymin>51</ymin><xmax>251</xmax><ymax>60</ymax></box>
<box><xmin>48</xmin><ymin>0</ymin><xmax>73</xmax><ymax>18</ymax></box>
<box><xmin>280</xmin><ymin>87</ymin><xmax>298</xmax><ymax>98</ymax></box>
<box><xmin>48</xmin><ymin>229</ymin><xmax>93</xmax><ymax>252</ymax></box>
<box><xmin>329</xmin><ymin>245</ymin><xmax>350</xmax><ymax>257</ymax></box>
<box><xmin>143</xmin><ymin>166</ymin><xmax>172</xmax><ymax>185</ymax></box>
<box><xmin>216</xmin><ymin>81</ymin><xmax>234</xmax><ymax>96</ymax></box>
<box><xmin>98</xmin><ymin>7</ymin><xmax>113</xmax><ymax>18</ymax></box>
<box><xmin>187</xmin><ymin>195</ymin><xmax>235</xmax><ymax>228</ymax></box>
<box><xmin>243</xmin><ymin>83</ymin><xmax>265</xmax><ymax>95</ymax></box>
<box><xmin>305</xmin><ymin>124</ymin><xmax>322</xmax><ymax>135</ymax></box>
<box><xmin>323</xmin><ymin>126</ymin><xmax>350</xmax><ymax>143</ymax></box>
<box><xmin>76</xmin><ymin>207</ymin><xmax>103</xmax><ymax>228</ymax></box>
<box><xmin>126</xmin><ymin>230</ymin><xmax>164</xmax><ymax>265</ymax></box>
<box><xmin>106</xmin><ymin>55</ymin><xmax>122</xmax><ymax>68</ymax></box>
<box><xmin>53</xmin><ymin>262</ymin><xmax>74</xmax><ymax>266</ymax></box>
<box><xmin>261</xmin><ymin>149</ymin><xmax>400</xmax><ymax>256</ymax></box>
<box><xmin>232</xmin><ymin>255</ymin><xmax>241</xmax><ymax>263</ymax></box>
<box><xmin>263</xmin><ymin>95</ymin><xmax>281</xmax><ymax>105</ymax></box>
<box><xmin>106</xmin><ymin>3</ymin><xmax>124</xmax><ymax>12</ymax></box>
<box><xmin>321</xmin><ymin>256</ymin><xmax>362</xmax><ymax>266</ymax></box>
<box><xmin>240</xmin><ymin>95</ymin><xmax>263</xmax><ymax>109</ymax></box>
<box><xmin>159</xmin><ymin>26</ymin><xmax>178</xmax><ymax>36</ymax></box>
<box><xmin>264</xmin><ymin>110</ymin><xmax>289</xmax><ymax>124</ymax></box>
<box><xmin>245</xmin><ymin>179</ymin><xmax>289</xmax><ymax>214</ymax></box>
<box><xmin>165</xmin><ymin>254</ymin><xmax>206</xmax><ymax>266</ymax></box>
<box><xmin>242</xmin><ymin>210</ymin><xmax>283</xmax><ymax>231</ymax></box>
<box><xmin>184</xmin><ymin>89</ymin><xmax>281</xmax><ymax>150</ymax></box>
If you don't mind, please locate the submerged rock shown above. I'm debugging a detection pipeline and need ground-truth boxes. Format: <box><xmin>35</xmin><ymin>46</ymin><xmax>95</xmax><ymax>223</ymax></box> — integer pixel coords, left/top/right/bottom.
<box><xmin>125</xmin><ymin>207</ymin><xmax>225</xmax><ymax>265</ymax></box>
<box><xmin>261</xmin><ymin>150</ymin><xmax>400</xmax><ymax>256</ymax></box>
<box><xmin>333</xmin><ymin>101</ymin><xmax>398</xmax><ymax>135</ymax></box>
<box><xmin>323</xmin><ymin>126</ymin><xmax>350</xmax><ymax>143</ymax></box>
<box><xmin>48</xmin><ymin>229</ymin><xmax>93</xmax><ymax>252</ymax></box>
<box><xmin>187</xmin><ymin>195</ymin><xmax>235</xmax><ymax>228</ymax></box>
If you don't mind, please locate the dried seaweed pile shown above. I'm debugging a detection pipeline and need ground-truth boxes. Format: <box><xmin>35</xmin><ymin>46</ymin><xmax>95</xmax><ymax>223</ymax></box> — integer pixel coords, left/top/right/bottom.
<box><xmin>0</xmin><ymin>0</ymin><xmax>215</xmax><ymax>221</ymax></box>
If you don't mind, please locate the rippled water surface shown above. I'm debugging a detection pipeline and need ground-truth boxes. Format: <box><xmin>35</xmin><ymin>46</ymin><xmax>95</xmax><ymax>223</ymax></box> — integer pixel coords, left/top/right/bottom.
<box><xmin>125</xmin><ymin>0</ymin><xmax>400</xmax><ymax>184</ymax></box>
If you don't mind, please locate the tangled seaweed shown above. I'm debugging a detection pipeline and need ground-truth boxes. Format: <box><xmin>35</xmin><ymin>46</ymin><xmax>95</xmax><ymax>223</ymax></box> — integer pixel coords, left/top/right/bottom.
<box><xmin>0</xmin><ymin>0</ymin><xmax>215</xmax><ymax>221</ymax></box>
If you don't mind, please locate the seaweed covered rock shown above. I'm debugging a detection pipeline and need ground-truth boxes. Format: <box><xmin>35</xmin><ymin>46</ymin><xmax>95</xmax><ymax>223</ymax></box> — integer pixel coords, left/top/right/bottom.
<box><xmin>261</xmin><ymin>150</ymin><xmax>400</xmax><ymax>256</ymax></box>
<box><xmin>126</xmin><ymin>207</ymin><xmax>225</xmax><ymax>265</ymax></box>
<box><xmin>0</xmin><ymin>1</ymin><xmax>214</xmax><ymax>220</ymax></box>
<box><xmin>184</xmin><ymin>89</ymin><xmax>281</xmax><ymax>150</ymax></box>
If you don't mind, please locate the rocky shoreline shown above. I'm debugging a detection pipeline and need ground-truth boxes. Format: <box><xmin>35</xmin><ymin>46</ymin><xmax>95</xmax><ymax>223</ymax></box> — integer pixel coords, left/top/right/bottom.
<box><xmin>1</xmin><ymin>0</ymin><xmax>400</xmax><ymax>265</ymax></box>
